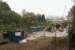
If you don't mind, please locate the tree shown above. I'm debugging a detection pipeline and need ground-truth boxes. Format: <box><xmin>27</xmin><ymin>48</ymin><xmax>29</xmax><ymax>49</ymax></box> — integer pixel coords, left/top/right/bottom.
<box><xmin>41</xmin><ymin>14</ymin><xmax>45</xmax><ymax>22</ymax></box>
<box><xmin>36</xmin><ymin>14</ymin><xmax>42</xmax><ymax>25</ymax></box>
<box><xmin>70</xmin><ymin>5</ymin><xmax>75</xmax><ymax>30</ymax></box>
<box><xmin>36</xmin><ymin>14</ymin><xmax>46</xmax><ymax>26</ymax></box>
<box><xmin>22</xmin><ymin>11</ymin><xmax>38</xmax><ymax>32</ymax></box>
<box><xmin>0</xmin><ymin>2</ymin><xmax>21</xmax><ymax>31</ymax></box>
<box><xmin>0</xmin><ymin>2</ymin><xmax>10</xmax><ymax>11</ymax></box>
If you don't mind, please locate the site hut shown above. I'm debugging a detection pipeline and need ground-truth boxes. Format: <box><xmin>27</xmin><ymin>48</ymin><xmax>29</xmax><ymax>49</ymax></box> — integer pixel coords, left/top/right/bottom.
<box><xmin>2</xmin><ymin>29</ymin><xmax>26</xmax><ymax>43</ymax></box>
<box><xmin>0</xmin><ymin>31</ymin><xmax>8</xmax><ymax>44</ymax></box>
<box><xmin>0</xmin><ymin>30</ymin><xmax>11</xmax><ymax>44</ymax></box>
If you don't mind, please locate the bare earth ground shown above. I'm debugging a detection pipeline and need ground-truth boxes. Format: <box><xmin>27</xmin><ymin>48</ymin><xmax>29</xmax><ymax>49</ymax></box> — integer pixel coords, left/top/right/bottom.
<box><xmin>0</xmin><ymin>37</ymin><xmax>51</xmax><ymax>50</ymax></box>
<box><xmin>0</xmin><ymin>37</ymin><xmax>69</xmax><ymax>50</ymax></box>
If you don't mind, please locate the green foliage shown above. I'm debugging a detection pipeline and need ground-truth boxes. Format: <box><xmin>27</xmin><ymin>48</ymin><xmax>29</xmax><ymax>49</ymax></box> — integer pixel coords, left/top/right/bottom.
<box><xmin>36</xmin><ymin>14</ymin><xmax>42</xmax><ymax>24</ymax></box>
<box><xmin>1</xmin><ymin>11</ymin><xmax>21</xmax><ymax>24</ymax></box>
<box><xmin>45</xmin><ymin>20</ymin><xmax>54</xmax><ymax>28</ymax></box>
<box><xmin>0</xmin><ymin>11</ymin><xmax>21</xmax><ymax>31</ymax></box>
<box><xmin>36</xmin><ymin>14</ymin><xmax>46</xmax><ymax>26</ymax></box>
<box><xmin>22</xmin><ymin>11</ymin><xmax>46</xmax><ymax>32</ymax></box>
<box><xmin>0</xmin><ymin>2</ymin><xmax>21</xmax><ymax>31</ymax></box>
<box><xmin>0</xmin><ymin>2</ymin><xmax>10</xmax><ymax>11</ymax></box>
<box><xmin>70</xmin><ymin>5</ymin><xmax>75</xmax><ymax>30</ymax></box>
<box><xmin>23</xmin><ymin>13</ymin><xmax>37</xmax><ymax>26</ymax></box>
<box><xmin>0</xmin><ymin>2</ymin><xmax>46</xmax><ymax>32</ymax></box>
<box><xmin>41</xmin><ymin>14</ymin><xmax>45</xmax><ymax>23</ymax></box>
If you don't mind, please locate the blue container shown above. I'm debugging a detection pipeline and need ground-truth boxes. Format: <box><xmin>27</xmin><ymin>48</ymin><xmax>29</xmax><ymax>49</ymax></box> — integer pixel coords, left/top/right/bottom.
<box><xmin>15</xmin><ymin>36</ymin><xmax>22</xmax><ymax>44</ymax></box>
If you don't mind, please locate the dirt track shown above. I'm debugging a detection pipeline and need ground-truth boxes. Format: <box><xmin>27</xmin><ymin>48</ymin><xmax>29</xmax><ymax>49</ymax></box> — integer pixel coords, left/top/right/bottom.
<box><xmin>0</xmin><ymin>37</ymin><xmax>69</xmax><ymax>50</ymax></box>
<box><xmin>0</xmin><ymin>37</ymin><xmax>52</xmax><ymax>50</ymax></box>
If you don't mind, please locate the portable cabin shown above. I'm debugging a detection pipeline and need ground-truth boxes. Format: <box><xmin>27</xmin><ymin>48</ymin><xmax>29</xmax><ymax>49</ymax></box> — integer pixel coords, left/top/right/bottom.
<box><xmin>0</xmin><ymin>32</ymin><xmax>9</xmax><ymax>44</ymax></box>
<box><xmin>0</xmin><ymin>28</ymin><xmax>27</xmax><ymax>44</ymax></box>
<box><xmin>2</xmin><ymin>30</ymin><xmax>27</xmax><ymax>44</ymax></box>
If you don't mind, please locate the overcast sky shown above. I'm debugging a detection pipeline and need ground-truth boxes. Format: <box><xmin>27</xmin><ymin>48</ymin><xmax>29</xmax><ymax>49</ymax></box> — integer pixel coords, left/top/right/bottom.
<box><xmin>3</xmin><ymin>0</ymin><xmax>74</xmax><ymax>17</ymax></box>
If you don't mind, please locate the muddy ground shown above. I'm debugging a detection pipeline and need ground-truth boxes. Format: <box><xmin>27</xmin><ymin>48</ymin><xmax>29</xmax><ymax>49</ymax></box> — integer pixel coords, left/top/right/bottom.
<box><xmin>0</xmin><ymin>37</ymin><xmax>69</xmax><ymax>50</ymax></box>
